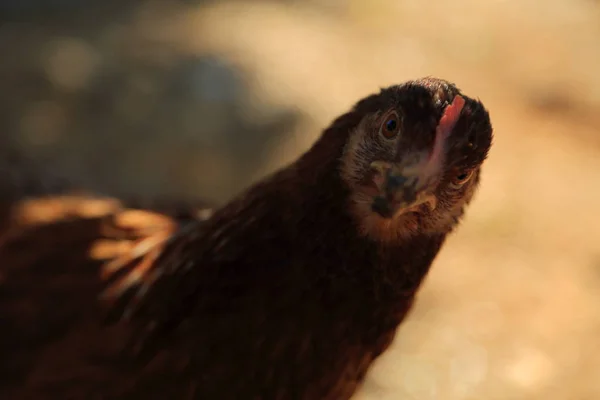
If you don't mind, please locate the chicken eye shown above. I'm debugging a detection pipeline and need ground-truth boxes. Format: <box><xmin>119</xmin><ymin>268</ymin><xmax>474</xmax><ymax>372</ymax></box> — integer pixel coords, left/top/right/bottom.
<box><xmin>450</xmin><ymin>170</ymin><xmax>474</xmax><ymax>188</ymax></box>
<box><xmin>381</xmin><ymin>112</ymin><xmax>400</xmax><ymax>139</ymax></box>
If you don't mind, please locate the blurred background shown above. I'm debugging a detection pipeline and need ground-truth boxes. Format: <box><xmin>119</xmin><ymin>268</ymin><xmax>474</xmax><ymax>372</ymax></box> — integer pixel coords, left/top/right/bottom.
<box><xmin>1</xmin><ymin>0</ymin><xmax>600</xmax><ymax>398</ymax></box>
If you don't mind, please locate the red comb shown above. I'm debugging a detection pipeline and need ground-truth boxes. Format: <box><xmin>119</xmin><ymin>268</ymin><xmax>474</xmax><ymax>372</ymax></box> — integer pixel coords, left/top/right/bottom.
<box><xmin>419</xmin><ymin>95</ymin><xmax>465</xmax><ymax>181</ymax></box>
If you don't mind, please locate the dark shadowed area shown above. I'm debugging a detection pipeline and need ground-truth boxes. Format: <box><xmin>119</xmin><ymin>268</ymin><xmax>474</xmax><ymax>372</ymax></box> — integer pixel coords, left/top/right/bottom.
<box><xmin>1</xmin><ymin>0</ymin><xmax>599</xmax><ymax>398</ymax></box>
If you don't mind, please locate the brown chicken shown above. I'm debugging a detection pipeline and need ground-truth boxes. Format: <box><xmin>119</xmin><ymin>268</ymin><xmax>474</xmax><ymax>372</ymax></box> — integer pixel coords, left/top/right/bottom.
<box><xmin>0</xmin><ymin>77</ymin><xmax>493</xmax><ymax>399</ymax></box>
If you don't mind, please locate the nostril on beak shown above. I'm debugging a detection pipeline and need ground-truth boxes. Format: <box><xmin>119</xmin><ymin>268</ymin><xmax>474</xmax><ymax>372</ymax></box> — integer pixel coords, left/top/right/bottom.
<box><xmin>385</xmin><ymin>170</ymin><xmax>420</xmax><ymax>204</ymax></box>
<box><xmin>386</xmin><ymin>174</ymin><xmax>408</xmax><ymax>192</ymax></box>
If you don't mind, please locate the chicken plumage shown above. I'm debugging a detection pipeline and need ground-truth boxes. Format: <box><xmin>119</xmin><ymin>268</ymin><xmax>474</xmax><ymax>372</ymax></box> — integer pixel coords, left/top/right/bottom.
<box><xmin>0</xmin><ymin>77</ymin><xmax>493</xmax><ymax>399</ymax></box>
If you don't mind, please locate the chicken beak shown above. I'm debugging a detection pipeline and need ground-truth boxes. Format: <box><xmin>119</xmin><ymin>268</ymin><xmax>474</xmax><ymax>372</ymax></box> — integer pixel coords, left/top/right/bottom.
<box><xmin>370</xmin><ymin>160</ymin><xmax>438</xmax><ymax>218</ymax></box>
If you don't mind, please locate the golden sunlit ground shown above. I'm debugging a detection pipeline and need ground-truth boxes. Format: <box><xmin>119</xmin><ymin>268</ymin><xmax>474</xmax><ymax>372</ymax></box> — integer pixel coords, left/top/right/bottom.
<box><xmin>2</xmin><ymin>0</ymin><xmax>600</xmax><ymax>398</ymax></box>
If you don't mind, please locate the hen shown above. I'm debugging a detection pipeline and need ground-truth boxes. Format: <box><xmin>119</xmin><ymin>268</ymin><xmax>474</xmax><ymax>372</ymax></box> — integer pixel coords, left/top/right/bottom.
<box><xmin>0</xmin><ymin>77</ymin><xmax>493</xmax><ymax>399</ymax></box>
